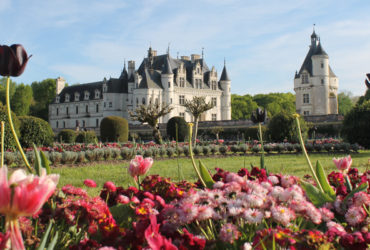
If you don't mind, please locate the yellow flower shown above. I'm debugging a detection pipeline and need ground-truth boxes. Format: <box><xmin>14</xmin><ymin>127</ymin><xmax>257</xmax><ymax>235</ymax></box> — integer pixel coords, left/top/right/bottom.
<box><xmin>188</xmin><ymin>123</ymin><xmax>194</xmax><ymax>128</ymax></box>
<box><xmin>292</xmin><ymin>113</ymin><xmax>300</xmax><ymax>119</ymax></box>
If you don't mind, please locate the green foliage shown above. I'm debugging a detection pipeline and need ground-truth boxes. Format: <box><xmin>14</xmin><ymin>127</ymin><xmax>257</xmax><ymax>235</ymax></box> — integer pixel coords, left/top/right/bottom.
<box><xmin>166</xmin><ymin>116</ymin><xmax>188</xmax><ymax>142</ymax></box>
<box><xmin>11</xmin><ymin>84</ymin><xmax>33</xmax><ymax>116</ymax></box>
<box><xmin>100</xmin><ymin>116</ymin><xmax>128</xmax><ymax>142</ymax></box>
<box><xmin>231</xmin><ymin>94</ymin><xmax>258</xmax><ymax>120</ymax></box>
<box><xmin>0</xmin><ymin>77</ymin><xmax>17</xmax><ymax>104</ymax></box>
<box><xmin>357</xmin><ymin>89</ymin><xmax>370</xmax><ymax>106</ymax></box>
<box><xmin>57</xmin><ymin>129</ymin><xmax>77</xmax><ymax>143</ymax></box>
<box><xmin>253</xmin><ymin>93</ymin><xmax>296</xmax><ymax>117</ymax></box>
<box><xmin>19</xmin><ymin>116</ymin><xmax>54</xmax><ymax>147</ymax></box>
<box><xmin>342</xmin><ymin>100</ymin><xmax>370</xmax><ymax>148</ymax></box>
<box><xmin>0</xmin><ymin>103</ymin><xmax>20</xmax><ymax>150</ymax></box>
<box><xmin>30</xmin><ymin>78</ymin><xmax>57</xmax><ymax>120</ymax></box>
<box><xmin>75</xmin><ymin>131</ymin><xmax>97</xmax><ymax>143</ymax></box>
<box><xmin>337</xmin><ymin>91</ymin><xmax>354</xmax><ymax>116</ymax></box>
<box><xmin>267</xmin><ymin>113</ymin><xmax>309</xmax><ymax>142</ymax></box>
<box><xmin>243</xmin><ymin>126</ymin><xmax>267</xmax><ymax>141</ymax></box>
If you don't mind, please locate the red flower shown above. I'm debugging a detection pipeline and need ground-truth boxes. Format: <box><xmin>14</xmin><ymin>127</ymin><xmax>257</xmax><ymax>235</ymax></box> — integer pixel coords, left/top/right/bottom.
<box><xmin>104</xmin><ymin>181</ymin><xmax>117</xmax><ymax>192</ymax></box>
<box><xmin>84</xmin><ymin>179</ymin><xmax>97</xmax><ymax>188</ymax></box>
<box><xmin>145</xmin><ymin>215</ymin><xmax>177</xmax><ymax>250</ymax></box>
<box><xmin>0</xmin><ymin>44</ymin><xmax>32</xmax><ymax>76</ymax></box>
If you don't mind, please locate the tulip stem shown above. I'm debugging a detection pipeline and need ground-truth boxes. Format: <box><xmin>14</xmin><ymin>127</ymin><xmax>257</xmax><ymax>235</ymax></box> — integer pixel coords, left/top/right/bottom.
<box><xmin>294</xmin><ymin>115</ymin><xmax>323</xmax><ymax>192</ymax></box>
<box><xmin>1</xmin><ymin>121</ymin><xmax>4</xmax><ymax>167</ymax></box>
<box><xmin>188</xmin><ymin>123</ymin><xmax>206</xmax><ymax>187</ymax></box>
<box><xmin>6</xmin><ymin>77</ymin><xmax>32</xmax><ymax>172</ymax></box>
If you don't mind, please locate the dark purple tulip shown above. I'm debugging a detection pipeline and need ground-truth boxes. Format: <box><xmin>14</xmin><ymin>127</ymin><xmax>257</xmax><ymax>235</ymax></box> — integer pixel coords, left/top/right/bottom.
<box><xmin>365</xmin><ymin>73</ymin><xmax>370</xmax><ymax>89</ymax></box>
<box><xmin>0</xmin><ymin>44</ymin><xmax>31</xmax><ymax>77</ymax></box>
<box><xmin>251</xmin><ymin>107</ymin><xmax>267</xmax><ymax>124</ymax></box>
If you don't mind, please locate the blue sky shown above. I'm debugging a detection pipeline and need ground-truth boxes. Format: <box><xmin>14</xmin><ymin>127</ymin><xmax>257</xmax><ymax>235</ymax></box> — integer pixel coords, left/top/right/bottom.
<box><xmin>1</xmin><ymin>0</ymin><xmax>370</xmax><ymax>96</ymax></box>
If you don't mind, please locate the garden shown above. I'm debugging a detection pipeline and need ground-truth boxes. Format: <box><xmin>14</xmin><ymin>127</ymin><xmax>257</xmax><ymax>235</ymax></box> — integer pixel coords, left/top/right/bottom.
<box><xmin>0</xmin><ymin>44</ymin><xmax>370</xmax><ymax>250</ymax></box>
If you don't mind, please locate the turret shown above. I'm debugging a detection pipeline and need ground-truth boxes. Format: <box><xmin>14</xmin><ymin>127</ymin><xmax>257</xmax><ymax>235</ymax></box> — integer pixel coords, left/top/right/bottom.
<box><xmin>56</xmin><ymin>77</ymin><xmax>65</xmax><ymax>95</ymax></box>
<box><xmin>161</xmin><ymin>54</ymin><xmax>174</xmax><ymax>121</ymax></box>
<box><xmin>219</xmin><ymin>60</ymin><xmax>231</xmax><ymax>120</ymax></box>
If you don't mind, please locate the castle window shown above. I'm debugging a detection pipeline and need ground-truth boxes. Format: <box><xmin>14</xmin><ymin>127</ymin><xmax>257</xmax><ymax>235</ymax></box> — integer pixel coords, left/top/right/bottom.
<box><xmin>66</xmin><ymin>107</ymin><xmax>69</xmax><ymax>115</ymax></box>
<box><xmin>65</xmin><ymin>94</ymin><xmax>70</xmax><ymax>102</ymax></box>
<box><xmin>76</xmin><ymin>106</ymin><xmax>78</xmax><ymax>114</ymax></box>
<box><xmin>103</xmin><ymin>84</ymin><xmax>107</xmax><ymax>92</ymax></box>
<box><xmin>321</xmin><ymin>79</ymin><xmax>324</xmax><ymax>84</ymax></box>
<box><xmin>63</xmin><ymin>121</ymin><xmax>65</xmax><ymax>128</ymax></box>
<box><xmin>170</xmin><ymin>98</ymin><xmax>172</xmax><ymax>104</ymax></box>
<box><xmin>96</xmin><ymin>104</ymin><xmax>99</xmax><ymax>112</ymax></box>
<box><xmin>86</xmin><ymin>105</ymin><xmax>88</xmax><ymax>113</ymax></box>
<box><xmin>82</xmin><ymin>120</ymin><xmax>85</xmax><ymax>127</ymax></box>
<box><xmin>136</xmin><ymin>98</ymin><xmax>139</xmax><ymax>105</ymax></box>
<box><xmin>142</xmin><ymin>98</ymin><xmax>146</xmax><ymax>105</ymax></box>
<box><xmin>168</xmin><ymin>82</ymin><xmax>171</xmax><ymax>88</ymax></box>
<box><xmin>197</xmin><ymin>68</ymin><xmax>200</xmax><ymax>74</ymax></box>
<box><xmin>74</xmin><ymin>92</ymin><xmax>80</xmax><ymax>101</ymax></box>
<box><xmin>303</xmin><ymin>94</ymin><xmax>310</xmax><ymax>104</ymax></box>
<box><xmin>211</xmin><ymin>97</ymin><xmax>217</xmax><ymax>106</ymax></box>
<box><xmin>212</xmin><ymin>114</ymin><xmax>217</xmax><ymax>121</ymax></box>
<box><xmin>302</xmin><ymin>74</ymin><xmax>309</xmax><ymax>84</ymax></box>
<box><xmin>96</xmin><ymin>119</ymin><xmax>99</xmax><ymax>128</ymax></box>
<box><xmin>179</xmin><ymin>95</ymin><xmax>185</xmax><ymax>105</ymax></box>
<box><xmin>212</xmin><ymin>81</ymin><xmax>217</xmax><ymax>90</ymax></box>
<box><xmin>109</xmin><ymin>102</ymin><xmax>112</xmax><ymax>108</ymax></box>
<box><xmin>84</xmin><ymin>91</ymin><xmax>90</xmax><ymax>100</ymax></box>
<box><xmin>95</xmin><ymin>90</ymin><xmax>100</xmax><ymax>99</ymax></box>
<box><xmin>321</xmin><ymin>62</ymin><xmax>324</xmax><ymax>68</ymax></box>
<box><xmin>179</xmin><ymin>112</ymin><xmax>185</xmax><ymax>118</ymax></box>
<box><xmin>104</xmin><ymin>102</ymin><xmax>106</xmax><ymax>108</ymax></box>
<box><xmin>180</xmin><ymin>78</ymin><xmax>185</xmax><ymax>87</ymax></box>
<box><xmin>56</xmin><ymin>96</ymin><xmax>60</xmax><ymax>103</ymax></box>
<box><xmin>56</xmin><ymin>121</ymin><xmax>58</xmax><ymax>128</ymax></box>
<box><xmin>56</xmin><ymin>108</ymin><xmax>59</xmax><ymax>116</ymax></box>
<box><xmin>303</xmin><ymin>111</ymin><xmax>310</xmax><ymax>115</ymax></box>
<box><xmin>76</xmin><ymin>120</ymin><xmax>79</xmax><ymax>127</ymax></box>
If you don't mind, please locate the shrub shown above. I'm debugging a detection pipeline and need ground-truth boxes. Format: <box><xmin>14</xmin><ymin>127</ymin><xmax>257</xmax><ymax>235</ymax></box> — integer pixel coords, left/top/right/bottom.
<box><xmin>57</xmin><ymin>129</ymin><xmax>77</xmax><ymax>143</ymax></box>
<box><xmin>230</xmin><ymin>145</ymin><xmax>239</xmax><ymax>154</ymax></box>
<box><xmin>4</xmin><ymin>152</ymin><xmax>16</xmax><ymax>166</ymax></box>
<box><xmin>111</xmin><ymin>148</ymin><xmax>121</xmax><ymax>160</ymax></box>
<box><xmin>166</xmin><ymin>147</ymin><xmax>175</xmax><ymax>157</ymax></box>
<box><xmin>182</xmin><ymin>146</ymin><xmax>190</xmax><ymax>156</ymax></box>
<box><xmin>0</xmin><ymin>103</ymin><xmax>20</xmax><ymax>150</ymax></box>
<box><xmin>61</xmin><ymin>151</ymin><xmax>77</xmax><ymax>164</ymax></box>
<box><xmin>75</xmin><ymin>131</ymin><xmax>97</xmax><ymax>144</ymax></box>
<box><xmin>202</xmin><ymin>146</ymin><xmax>211</xmax><ymax>156</ymax></box>
<box><xmin>210</xmin><ymin>145</ymin><xmax>219</xmax><ymax>155</ymax></box>
<box><xmin>286</xmin><ymin>143</ymin><xmax>294</xmax><ymax>152</ymax></box>
<box><xmin>166</xmin><ymin>117</ymin><xmax>188</xmax><ymax>142</ymax></box>
<box><xmin>18</xmin><ymin>116</ymin><xmax>54</xmax><ymax>147</ymax></box>
<box><xmin>251</xmin><ymin>145</ymin><xmax>260</xmax><ymax>153</ymax></box>
<box><xmin>243</xmin><ymin>126</ymin><xmax>267</xmax><ymax>141</ymax></box>
<box><xmin>76</xmin><ymin>152</ymin><xmax>86</xmax><ymax>163</ymax></box>
<box><xmin>276</xmin><ymin>144</ymin><xmax>285</xmax><ymax>153</ymax></box>
<box><xmin>193</xmin><ymin>146</ymin><xmax>202</xmax><ymax>156</ymax></box>
<box><xmin>342</xmin><ymin>100</ymin><xmax>370</xmax><ymax>148</ymax></box>
<box><xmin>85</xmin><ymin>150</ymin><xmax>96</xmax><ymax>162</ymax></box>
<box><xmin>94</xmin><ymin>148</ymin><xmax>105</xmax><ymax>161</ymax></box>
<box><xmin>136</xmin><ymin>149</ymin><xmax>144</xmax><ymax>156</ymax></box>
<box><xmin>305</xmin><ymin>143</ymin><xmax>314</xmax><ymax>152</ymax></box>
<box><xmin>267</xmin><ymin>113</ymin><xmax>309</xmax><ymax>143</ymax></box>
<box><xmin>351</xmin><ymin>143</ymin><xmax>360</xmax><ymax>153</ymax></box>
<box><xmin>219</xmin><ymin>145</ymin><xmax>228</xmax><ymax>155</ymax></box>
<box><xmin>143</xmin><ymin>148</ymin><xmax>153</xmax><ymax>158</ymax></box>
<box><xmin>294</xmin><ymin>144</ymin><xmax>302</xmax><ymax>153</ymax></box>
<box><xmin>159</xmin><ymin>146</ymin><xmax>167</xmax><ymax>157</ymax></box>
<box><xmin>100</xmin><ymin>116</ymin><xmax>128</xmax><ymax>142</ymax></box>
<box><xmin>263</xmin><ymin>144</ymin><xmax>272</xmax><ymax>153</ymax></box>
<box><xmin>120</xmin><ymin>147</ymin><xmax>133</xmax><ymax>160</ymax></box>
<box><xmin>324</xmin><ymin>143</ymin><xmax>333</xmax><ymax>152</ymax></box>
<box><xmin>314</xmin><ymin>143</ymin><xmax>323</xmax><ymax>152</ymax></box>
<box><xmin>49</xmin><ymin>152</ymin><xmax>62</xmax><ymax>165</ymax></box>
<box><xmin>103</xmin><ymin>148</ymin><xmax>112</xmax><ymax>160</ymax></box>
<box><xmin>26</xmin><ymin>151</ymin><xmax>35</xmax><ymax>165</ymax></box>
<box><xmin>176</xmin><ymin>146</ymin><xmax>184</xmax><ymax>157</ymax></box>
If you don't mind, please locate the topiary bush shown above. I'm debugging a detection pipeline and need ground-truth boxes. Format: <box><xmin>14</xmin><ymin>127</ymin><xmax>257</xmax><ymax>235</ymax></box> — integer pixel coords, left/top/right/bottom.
<box><xmin>342</xmin><ymin>100</ymin><xmax>370</xmax><ymax>148</ymax></box>
<box><xmin>100</xmin><ymin>116</ymin><xmax>128</xmax><ymax>142</ymax></box>
<box><xmin>75</xmin><ymin>131</ymin><xmax>97</xmax><ymax>144</ymax></box>
<box><xmin>166</xmin><ymin>117</ymin><xmax>188</xmax><ymax>142</ymax></box>
<box><xmin>267</xmin><ymin>113</ymin><xmax>309</xmax><ymax>143</ymax></box>
<box><xmin>49</xmin><ymin>152</ymin><xmax>62</xmax><ymax>165</ymax></box>
<box><xmin>85</xmin><ymin>150</ymin><xmax>96</xmax><ymax>162</ymax></box>
<box><xmin>18</xmin><ymin>116</ymin><xmax>54</xmax><ymax>147</ymax></box>
<box><xmin>0</xmin><ymin>103</ymin><xmax>20</xmax><ymax>150</ymax></box>
<box><xmin>57</xmin><ymin>129</ymin><xmax>77</xmax><ymax>143</ymax></box>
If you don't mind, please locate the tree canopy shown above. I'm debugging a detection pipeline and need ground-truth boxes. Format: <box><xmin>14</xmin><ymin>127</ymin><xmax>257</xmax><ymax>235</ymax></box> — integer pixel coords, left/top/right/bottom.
<box><xmin>337</xmin><ymin>91</ymin><xmax>355</xmax><ymax>116</ymax></box>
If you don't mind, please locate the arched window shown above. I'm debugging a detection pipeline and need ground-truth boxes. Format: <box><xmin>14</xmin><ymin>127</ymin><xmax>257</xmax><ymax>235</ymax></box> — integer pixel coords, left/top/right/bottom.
<box><xmin>142</xmin><ymin>97</ymin><xmax>146</xmax><ymax>105</ymax></box>
<box><xmin>76</xmin><ymin>106</ymin><xmax>78</xmax><ymax>114</ymax></box>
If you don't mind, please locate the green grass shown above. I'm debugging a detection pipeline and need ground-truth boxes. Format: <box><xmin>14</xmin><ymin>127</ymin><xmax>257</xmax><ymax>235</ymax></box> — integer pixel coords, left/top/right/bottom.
<box><xmin>52</xmin><ymin>151</ymin><xmax>370</xmax><ymax>196</ymax></box>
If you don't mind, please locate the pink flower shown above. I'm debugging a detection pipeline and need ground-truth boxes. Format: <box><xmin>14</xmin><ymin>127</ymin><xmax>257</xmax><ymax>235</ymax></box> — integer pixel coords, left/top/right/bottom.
<box><xmin>145</xmin><ymin>215</ymin><xmax>178</xmax><ymax>250</ymax></box>
<box><xmin>333</xmin><ymin>155</ymin><xmax>352</xmax><ymax>172</ymax></box>
<box><xmin>345</xmin><ymin>206</ymin><xmax>366</xmax><ymax>226</ymax></box>
<box><xmin>0</xmin><ymin>166</ymin><xmax>59</xmax><ymax>250</ymax></box>
<box><xmin>103</xmin><ymin>181</ymin><xmax>116</xmax><ymax>192</ymax></box>
<box><xmin>128</xmin><ymin>155</ymin><xmax>153</xmax><ymax>179</ymax></box>
<box><xmin>117</xmin><ymin>195</ymin><xmax>130</xmax><ymax>205</ymax></box>
<box><xmin>219</xmin><ymin>223</ymin><xmax>241</xmax><ymax>244</ymax></box>
<box><xmin>271</xmin><ymin>205</ymin><xmax>295</xmax><ymax>226</ymax></box>
<box><xmin>83</xmin><ymin>179</ymin><xmax>97</xmax><ymax>188</ymax></box>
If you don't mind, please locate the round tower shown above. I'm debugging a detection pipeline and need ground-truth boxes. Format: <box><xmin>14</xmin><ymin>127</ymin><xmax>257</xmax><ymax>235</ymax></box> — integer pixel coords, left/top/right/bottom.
<box><xmin>161</xmin><ymin>54</ymin><xmax>174</xmax><ymax>122</ymax></box>
<box><xmin>219</xmin><ymin>60</ymin><xmax>231</xmax><ymax>120</ymax></box>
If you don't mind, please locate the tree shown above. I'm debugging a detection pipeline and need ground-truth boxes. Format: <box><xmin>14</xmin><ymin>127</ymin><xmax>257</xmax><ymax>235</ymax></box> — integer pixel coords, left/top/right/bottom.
<box><xmin>337</xmin><ymin>91</ymin><xmax>354</xmax><ymax>116</ymax></box>
<box><xmin>253</xmin><ymin>93</ymin><xmax>295</xmax><ymax>117</ymax></box>
<box><xmin>30</xmin><ymin>78</ymin><xmax>56</xmax><ymax>120</ymax></box>
<box><xmin>0</xmin><ymin>77</ymin><xmax>17</xmax><ymax>105</ymax></box>
<box><xmin>182</xmin><ymin>96</ymin><xmax>214</xmax><ymax>146</ymax></box>
<box><xmin>231</xmin><ymin>94</ymin><xmax>258</xmax><ymax>120</ymax></box>
<box><xmin>129</xmin><ymin>102</ymin><xmax>173</xmax><ymax>144</ymax></box>
<box><xmin>11</xmin><ymin>84</ymin><xmax>33</xmax><ymax>116</ymax></box>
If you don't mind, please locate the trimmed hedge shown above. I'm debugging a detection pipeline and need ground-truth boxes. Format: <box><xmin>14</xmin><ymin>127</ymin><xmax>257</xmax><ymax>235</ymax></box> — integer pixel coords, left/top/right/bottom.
<box><xmin>75</xmin><ymin>131</ymin><xmax>97</xmax><ymax>143</ymax></box>
<box><xmin>0</xmin><ymin>103</ymin><xmax>20</xmax><ymax>150</ymax></box>
<box><xmin>267</xmin><ymin>113</ymin><xmax>309</xmax><ymax>143</ymax></box>
<box><xmin>166</xmin><ymin>116</ymin><xmax>188</xmax><ymax>142</ymax></box>
<box><xmin>19</xmin><ymin>116</ymin><xmax>54</xmax><ymax>147</ymax></box>
<box><xmin>100</xmin><ymin>116</ymin><xmax>128</xmax><ymax>142</ymax></box>
<box><xmin>57</xmin><ymin>129</ymin><xmax>77</xmax><ymax>143</ymax></box>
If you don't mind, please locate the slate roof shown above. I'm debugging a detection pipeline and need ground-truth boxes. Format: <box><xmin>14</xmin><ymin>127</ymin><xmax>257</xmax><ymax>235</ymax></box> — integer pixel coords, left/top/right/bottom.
<box><xmin>220</xmin><ymin>65</ymin><xmax>230</xmax><ymax>81</ymax></box>
<box><xmin>56</xmin><ymin>81</ymin><xmax>103</xmax><ymax>103</ymax></box>
<box><xmin>138</xmin><ymin>68</ymin><xmax>163</xmax><ymax>89</ymax></box>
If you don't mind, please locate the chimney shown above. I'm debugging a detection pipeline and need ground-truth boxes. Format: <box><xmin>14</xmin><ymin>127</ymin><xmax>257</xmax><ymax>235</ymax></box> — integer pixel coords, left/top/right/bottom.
<box><xmin>152</xmin><ymin>50</ymin><xmax>157</xmax><ymax>56</ymax></box>
<box><xmin>128</xmin><ymin>60</ymin><xmax>135</xmax><ymax>78</ymax></box>
<box><xmin>56</xmin><ymin>77</ymin><xmax>65</xmax><ymax>95</ymax></box>
<box><xmin>191</xmin><ymin>54</ymin><xmax>201</xmax><ymax>62</ymax></box>
<box><xmin>181</xmin><ymin>56</ymin><xmax>190</xmax><ymax>61</ymax></box>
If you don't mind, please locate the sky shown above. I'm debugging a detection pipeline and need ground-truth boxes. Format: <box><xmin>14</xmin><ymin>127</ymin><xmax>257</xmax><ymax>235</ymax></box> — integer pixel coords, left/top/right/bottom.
<box><xmin>1</xmin><ymin>0</ymin><xmax>370</xmax><ymax>96</ymax></box>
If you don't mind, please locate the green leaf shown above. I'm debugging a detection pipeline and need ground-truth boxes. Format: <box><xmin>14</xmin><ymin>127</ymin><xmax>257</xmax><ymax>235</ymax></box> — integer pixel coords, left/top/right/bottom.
<box><xmin>199</xmin><ymin>160</ymin><xmax>215</xmax><ymax>188</ymax></box>
<box><xmin>300</xmin><ymin>180</ymin><xmax>334</xmax><ymax>207</ymax></box>
<box><xmin>315</xmin><ymin>161</ymin><xmax>336</xmax><ymax>199</ymax></box>
<box><xmin>37</xmin><ymin>220</ymin><xmax>53</xmax><ymax>250</ymax></box>
<box><xmin>33</xmin><ymin>143</ymin><xmax>42</xmax><ymax>176</ymax></box>
<box><xmin>342</xmin><ymin>182</ymin><xmax>369</xmax><ymax>207</ymax></box>
<box><xmin>40</xmin><ymin>150</ymin><xmax>51</xmax><ymax>174</ymax></box>
<box><xmin>46</xmin><ymin>231</ymin><xmax>58</xmax><ymax>250</ymax></box>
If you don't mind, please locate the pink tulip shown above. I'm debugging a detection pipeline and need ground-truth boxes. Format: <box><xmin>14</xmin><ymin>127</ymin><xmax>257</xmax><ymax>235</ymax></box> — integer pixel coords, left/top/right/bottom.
<box><xmin>0</xmin><ymin>166</ymin><xmax>59</xmax><ymax>250</ymax></box>
<box><xmin>128</xmin><ymin>155</ymin><xmax>153</xmax><ymax>179</ymax></box>
<box><xmin>333</xmin><ymin>155</ymin><xmax>352</xmax><ymax>172</ymax></box>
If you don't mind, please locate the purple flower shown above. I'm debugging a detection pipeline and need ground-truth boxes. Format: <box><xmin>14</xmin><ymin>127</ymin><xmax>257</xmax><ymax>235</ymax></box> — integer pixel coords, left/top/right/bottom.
<box><xmin>0</xmin><ymin>44</ymin><xmax>31</xmax><ymax>77</ymax></box>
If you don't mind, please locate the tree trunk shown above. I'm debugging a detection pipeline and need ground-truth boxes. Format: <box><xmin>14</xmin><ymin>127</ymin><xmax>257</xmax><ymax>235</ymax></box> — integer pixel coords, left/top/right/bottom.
<box><xmin>193</xmin><ymin>117</ymin><xmax>199</xmax><ymax>147</ymax></box>
<box><xmin>153</xmin><ymin>126</ymin><xmax>162</xmax><ymax>144</ymax></box>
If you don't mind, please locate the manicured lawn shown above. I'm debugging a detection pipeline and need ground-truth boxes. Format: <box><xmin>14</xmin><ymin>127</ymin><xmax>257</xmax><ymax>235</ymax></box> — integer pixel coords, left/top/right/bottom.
<box><xmin>53</xmin><ymin>150</ymin><xmax>370</xmax><ymax>196</ymax></box>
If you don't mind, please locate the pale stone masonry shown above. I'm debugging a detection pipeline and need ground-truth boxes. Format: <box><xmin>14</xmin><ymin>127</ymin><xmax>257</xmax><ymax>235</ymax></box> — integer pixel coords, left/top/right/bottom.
<box><xmin>294</xmin><ymin>30</ymin><xmax>339</xmax><ymax>116</ymax></box>
<box><xmin>49</xmin><ymin>48</ymin><xmax>231</xmax><ymax>132</ymax></box>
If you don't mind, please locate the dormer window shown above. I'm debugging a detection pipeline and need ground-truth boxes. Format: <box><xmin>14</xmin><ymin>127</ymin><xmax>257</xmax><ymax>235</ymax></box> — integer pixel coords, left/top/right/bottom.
<box><xmin>74</xmin><ymin>92</ymin><xmax>80</xmax><ymax>101</ymax></box>
<box><xmin>95</xmin><ymin>90</ymin><xmax>100</xmax><ymax>99</ymax></box>
<box><xmin>56</xmin><ymin>96</ymin><xmax>60</xmax><ymax>103</ymax></box>
<box><xmin>84</xmin><ymin>91</ymin><xmax>90</xmax><ymax>100</ymax></box>
<box><xmin>302</xmin><ymin>73</ymin><xmax>309</xmax><ymax>84</ymax></box>
<box><xmin>65</xmin><ymin>94</ymin><xmax>70</xmax><ymax>102</ymax></box>
<box><xmin>180</xmin><ymin>77</ymin><xmax>185</xmax><ymax>87</ymax></box>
